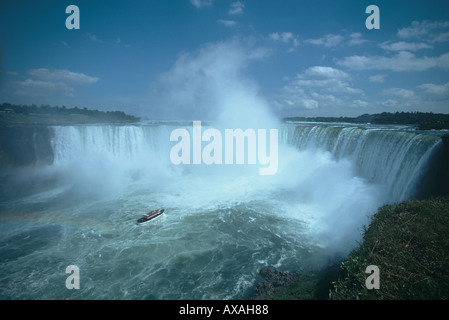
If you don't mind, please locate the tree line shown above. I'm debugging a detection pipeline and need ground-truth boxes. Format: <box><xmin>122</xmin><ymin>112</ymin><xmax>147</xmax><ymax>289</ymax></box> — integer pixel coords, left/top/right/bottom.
<box><xmin>0</xmin><ymin>102</ymin><xmax>140</xmax><ymax>122</ymax></box>
<box><xmin>284</xmin><ymin>111</ymin><xmax>449</xmax><ymax>130</ymax></box>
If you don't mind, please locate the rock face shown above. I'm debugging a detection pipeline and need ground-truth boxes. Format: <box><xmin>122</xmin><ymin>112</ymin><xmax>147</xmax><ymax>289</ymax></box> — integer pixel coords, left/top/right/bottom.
<box><xmin>251</xmin><ymin>267</ymin><xmax>303</xmax><ymax>300</ymax></box>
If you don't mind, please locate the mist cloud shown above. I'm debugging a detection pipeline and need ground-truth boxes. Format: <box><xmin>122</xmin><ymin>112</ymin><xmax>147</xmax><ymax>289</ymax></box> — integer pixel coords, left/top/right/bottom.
<box><xmin>148</xmin><ymin>38</ymin><xmax>276</xmax><ymax>128</ymax></box>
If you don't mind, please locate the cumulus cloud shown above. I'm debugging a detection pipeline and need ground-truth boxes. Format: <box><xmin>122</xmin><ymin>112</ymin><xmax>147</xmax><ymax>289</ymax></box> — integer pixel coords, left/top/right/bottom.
<box><xmin>304</xmin><ymin>32</ymin><xmax>367</xmax><ymax>48</ymax></box>
<box><xmin>374</xmin><ymin>82</ymin><xmax>449</xmax><ymax>112</ymax></box>
<box><xmin>14</xmin><ymin>79</ymin><xmax>74</xmax><ymax>97</ymax></box>
<box><xmin>380</xmin><ymin>41</ymin><xmax>433</xmax><ymax>51</ymax></box>
<box><xmin>229</xmin><ymin>1</ymin><xmax>244</xmax><ymax>15</ymax></box>
<box><xmin>27</xmin><ymin>68</ymin><xmax>99</xmax><ymax>84</ymax></box>
<box><xmin>305</xmin><ymin>34</ymin><xmax>344</xmax><ymax>47</ymax></box>
<box><xmin>273</xmin><ymin>66</ymin><xmax>365</xmax><ymax>113</ymax></box>
<box><xmin>368</xmin><ymin>74</ymin><xmax>388</xmax><ymax>83</ymax></box>
<box><xmin>397</xmin><ymin>20</ymin><xmax>449</xmax><ymax>42</ymax></box>
<box><xmin>268</xmin><ymin>32</ymin><xmax>299</xmax><ymax>52</ymax></box>
<box><xmin>418</xmin><ymin>82</ymin><xmax>449</xmax><ymax>100</ymax></box>
<box><xmin>348</xmin><ymin>33</ymin><xmax>368</xmax><ymax>46</ymax></box>
<box><xmin>190</xmin><ymin>0</ymin><xmax>212</xmax><ymax>8</ymax></box>
<box><xmin>217</xmin><ymin>19</ymin><xmax>237</xmax><ymax>27</ymax></box>
<box><xmin>11</xmin><ymin>68</ymin><xmax>99</xmax><ymax>100</ymax></box>
<box><xmin>269</xmin><ymin>32</ymin><xmax>298</xmax><ymax>45</ymax></box>
<box><xmin>382</xmin><ymin>88</ymin><xmax>416</xmax><ymax>100</ymax></box>
<box><xmin>337</xmin><ymin>51</ymin><xmax>449</xmax><ymax>72</ymax></box>
<box><xmin>302</xmin><ymin>66</ymin><xmax>350</xmax><ymax>80</ymax></box>
<box><xmin>292</xmin><ymin>66</ymin><xmax>361</xmax><ymax>95</ymax></box>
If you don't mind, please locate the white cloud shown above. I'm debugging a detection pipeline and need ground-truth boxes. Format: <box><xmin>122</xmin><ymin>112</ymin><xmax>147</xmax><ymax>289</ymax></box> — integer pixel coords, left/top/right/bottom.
<box><xmin>348</xmin><ymin>33</ymin><xmax>368</xmax><ymax>46</ymax></box>
<box><xmin>397</xmin><ymin>20</ymin><xmax>449</xmax><ymax>42</ymax></box>
<box><xmin>269</xmin><ymin>33</ymin><xmax>280</xmax><ymax>41</ymax></box>
<box><xmin>217</xmin><ymin>19</ymin><xmax>237</xmax><ymax>27</ymax></box>
<box><xmin>438</xmin><ymin>52</ymin><xmax>449</xmax><ymax>69</ymax></box>
<box><xmin>305</xmin><ymin>32</ymin><xmax>367</xmax><ymax>48</ymax></box>
<box><xmin>274</xmin><ymin>66</ymin><xmax>364</xmax><ymax>112</ymax></box>
<box><xmin>27</xmin><ymin>68</ymin><xmax>99</xmax><ymax>84</ymax></box>
<box><xmin>279</xmin><ymin>32</ymin><xmax>294</xmax><ymax>43</ymax></box>
<box><xmin>368</xmin><ymin>74</ymin><xmax>387</xmax><ymax>83</ymax></box>
<box><xmin>380</xmin><ymin>41</ymin><xmax>433</xmax><ymax>51</ymax></box>
<box><xmin>418</xmin><ymin>82</ymin><xmax>449</xmax><ymax>94</ymax></box>
<box><xmin>352</xmin><ymin>99</ymin><xmax>369</xmax><ymax>108</ymax></box>
<box><xmin>380</xmin><ymin>99</ymin><xmax>401</xmax><ymax>108</ymax></box>
<box><xmin>275</xmin><ymin>89</ymin><xmax>319</xmax><ymax>110</ymax></box>
<box><xmin>293</xmin><ymin>66</ymin><xmax>361</xmax><ymax>94</ymax></box>
<box><xmin>418</xmin><ymin>82</ymin><xmax>449</xmax><ymax>100</ymax></box>
<box><xmin>268</xmin><ymin>32</ymin><xmax>299</xmax><ymax>51</ymax></box>
<box><xmin>190</xmin><ymin>0</ymin><xmax>212</xmax><ymax>8</ymax></box>
<box><xmin>270</xmin><ymin>32</ymin><xmax>296</xmax><ymax>43</ymax></box>
<box><xmin>305</xmin><ymin>34</ymin><xmax>343</xmax><ymax>47</ymax></box>
<box><xmin>432</xmin><ymin>31</ymin><xmax>449</xmax><ymax>43</ymax></box>
<box><xmin>14</xmin><ymin>79</ymin><xmax>74</xmax><ymax>97</ymax></box>
<box><xmin>337</xmin><ymin>51</ymin><xmax>449</xmax><ymax>72</ymax></box>
<box><xmin>302</xmin><ymin>66</ymin><xmax>350</xmax><ymax>80</ymax></box>
<box><xmin>11</xmin><ymin>69</ymin><xmax>99</xmax><ymax>99</ymax></box>
<box><xmin>229</xmin><ymin>1</ymin><xmax>244</xmax><ymax>15</ymax></box>
<box><xmin>376</xmin><ymin>83</ymin><xmax>449</xmax><ymax>112</ymax></box>
<box><xmin>382</xmin><ymin>88</ymin><xmax>416</xmax><ymax>100</ymax></box>
<box><xmin>375</xmin><ymin>83</ymin><xmax>449</xmax><ymax>111</ymax></box>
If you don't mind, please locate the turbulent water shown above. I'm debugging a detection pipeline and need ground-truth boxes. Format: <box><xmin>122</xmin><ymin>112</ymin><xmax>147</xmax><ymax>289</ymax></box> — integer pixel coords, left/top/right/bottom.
<box><xmin>0</xmin><ymin>121</ymin><xmax>443</xmax><ymax>299</ymax></box>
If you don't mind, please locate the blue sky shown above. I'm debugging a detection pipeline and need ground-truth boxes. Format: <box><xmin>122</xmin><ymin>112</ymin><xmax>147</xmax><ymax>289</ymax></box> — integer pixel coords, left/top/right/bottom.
<box><xmin>1</xmin><ymin>0</ymin><xmax>449</xmax><ymax>118</ymax></box>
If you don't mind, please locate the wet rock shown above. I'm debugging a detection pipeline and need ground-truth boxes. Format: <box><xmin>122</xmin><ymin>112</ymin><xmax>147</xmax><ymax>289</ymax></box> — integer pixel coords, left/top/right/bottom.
<box><xmin>251</xmin><ymin>267</ymin><xmax>303</xmax><ymax>300</ymax></box>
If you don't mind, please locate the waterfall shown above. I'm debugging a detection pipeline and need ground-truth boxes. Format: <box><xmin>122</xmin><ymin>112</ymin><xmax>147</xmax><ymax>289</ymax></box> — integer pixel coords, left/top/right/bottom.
<box><xmin>282</xmin><ymin>124</ymin><xmax>442</xmax><ymax>202</ymax></box>
<box><xmin>1</xmin><ymin>122</ymin><xmax>442</xmax><ymax>204</ymax></box>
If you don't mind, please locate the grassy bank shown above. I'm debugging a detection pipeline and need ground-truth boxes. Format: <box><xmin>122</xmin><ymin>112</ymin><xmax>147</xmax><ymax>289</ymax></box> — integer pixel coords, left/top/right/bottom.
<box><xmin>263</xmin><ymin>196</ymin><xmax>449</xmax><ymax>300</ymax></box>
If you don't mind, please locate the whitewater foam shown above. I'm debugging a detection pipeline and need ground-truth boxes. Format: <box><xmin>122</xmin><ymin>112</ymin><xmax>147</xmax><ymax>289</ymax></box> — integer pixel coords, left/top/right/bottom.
<box><xmin>0</xmin><ymin>121</ymin><xmax>442</xmax><ymax>299</ymax></box>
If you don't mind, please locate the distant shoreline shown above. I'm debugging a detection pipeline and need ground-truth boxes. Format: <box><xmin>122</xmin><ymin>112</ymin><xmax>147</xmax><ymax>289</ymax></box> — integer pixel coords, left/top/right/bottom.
<box><xmin>283</xmin><ymin>111</ymin><xmax>449</xmax><ymax>130</ymax></box>
<box><xmin>0</xmin><ymin>103</ymin><xmax>140</xmax><ymax>126</ymax></box>
<box><xmin>2</xmin><ymin>103</ymin><xmax>449</xmax><ymax>130</ymax></box>
<box><xmin>0</xmin><ymin>112</ymin><xmax>141</xmax><ymax>126</ymax></box>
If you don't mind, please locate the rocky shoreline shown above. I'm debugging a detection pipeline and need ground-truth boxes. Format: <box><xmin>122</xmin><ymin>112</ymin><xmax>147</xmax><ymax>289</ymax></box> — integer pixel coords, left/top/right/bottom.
<box><xmin>251</xmin><ymin>267</ymin><xmax>332</xmax><ymax>300</ymax></box>
<box><xmin>251</xmin><ymin>263</ymin><xmax>342</xmax><ymax>300</ymax></box>
<box><xmin>251</xmin><ymin>267</ymin><xmax>304</xmax><ymax>299</ymax></box>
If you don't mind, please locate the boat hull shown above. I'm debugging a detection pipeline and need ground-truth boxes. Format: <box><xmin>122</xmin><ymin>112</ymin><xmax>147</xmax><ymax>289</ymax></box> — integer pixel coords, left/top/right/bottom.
<box><xmin>136</xmin><ymin>209</ymin><xmax>165</xmax><ymax>224</ymax></box>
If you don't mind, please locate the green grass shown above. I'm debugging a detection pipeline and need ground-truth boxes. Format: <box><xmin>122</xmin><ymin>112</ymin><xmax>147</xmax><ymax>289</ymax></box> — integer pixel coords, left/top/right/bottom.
<box><xmin>330</xmin><ymin>196</ymin><xmax>449</xmax><ymax>300</ymax></box>
<box><xmin>265</xmin><ymin>265</ymin><xmax>341</xmax><ymax>300</ymax></box>
<box><xmin>265</xmin><ymin>274</ymin><xmax>320</xmax><ymax>300</ymax></box>
<box><xmin>264</xmin><ymin>197</ymin><xmax>449</xmax><ymax>300</ymax></box>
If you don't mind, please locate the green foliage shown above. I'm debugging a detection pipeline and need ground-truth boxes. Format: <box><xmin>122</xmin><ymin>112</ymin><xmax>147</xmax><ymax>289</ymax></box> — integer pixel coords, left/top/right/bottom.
<box><xmin>266</xmin><ymin>274</ymin><xmax>320</xmax><ymax>300</ymax></box>
<box><xmin>261</xmin><ymin>264</ymin><xmax>341</xmax><ymax>300</ymax></box>
<box><xmin>330</xmin><ymin>197</ymin><xmax>449</xmax><ymax>300</ymax></box>
<box><xmin>258</xmin><ymin>198</ymin><xmax>449</xmax><ymax>300</ymax></box>
<box><xmin>284</xmin><ymin>111</ymin><xmax>449</xmax><ymax>130</ymax></box>
<box><xmin>0</xmin><ymin>102</ymin><xmax>140</xmax><ymax>125</ymax></box>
